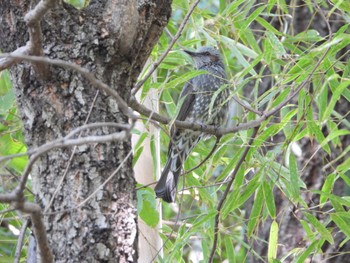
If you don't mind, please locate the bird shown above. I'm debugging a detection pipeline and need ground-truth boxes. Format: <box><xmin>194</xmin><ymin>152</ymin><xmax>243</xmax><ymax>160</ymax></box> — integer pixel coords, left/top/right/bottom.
<box><xmin>154</xmin><ymin>46</ymin><xmax>230</xmax><ymax>203</ymax></box>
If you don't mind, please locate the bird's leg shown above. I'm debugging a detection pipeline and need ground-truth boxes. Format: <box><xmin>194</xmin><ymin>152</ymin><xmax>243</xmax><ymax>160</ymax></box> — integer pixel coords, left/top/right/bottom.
<box><xmin>200</xmin><ymin>123</ymin><xmax>208</xmax><ymax>133</ymax></box>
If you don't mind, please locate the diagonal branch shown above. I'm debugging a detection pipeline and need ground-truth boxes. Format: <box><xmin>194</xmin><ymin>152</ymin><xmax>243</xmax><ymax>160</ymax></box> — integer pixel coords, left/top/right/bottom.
<box><xmin>0</xmin><ymin>53</ymin><xmax>136</xmax><ymax>120</ymax></box>
<box><xmin>131</xmin><ymin>0</ymin><xmax>201</xmax><ymax>95</ymax></box>
<box><xmin>208</xmin><ymin>127</ymin><xmax>259</xmax><ymax>263</ymax></box>
<box><xmin>14</xmin><ymin>201</ymin><xmax>54</xmax><ymax>263</ymax></box>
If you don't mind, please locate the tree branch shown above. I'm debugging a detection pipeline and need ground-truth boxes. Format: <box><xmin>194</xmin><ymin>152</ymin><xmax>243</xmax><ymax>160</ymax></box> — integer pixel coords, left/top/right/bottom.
<box><xmin>14</xmin><ymin>219</ymin><xmax>30</xmax><ymax>263</ymax></box>
<box><xmin>14</xmin><ymin>201</ymin><xmax>53</xmax><ymax>263</ymax></box>
<box><xmin>208</xmin><ymin>126</ymin><xmax>259</xmax><ymax>263</ymax></box>
<box><xmin>131</xmin><ymin>0</ymin><xmax>201</xmax><ymax>95</ymax></box>
<box><xmin>0</xmin><ymin>53</ymin><xmax>136</xmax><ymax>121</ymax></box>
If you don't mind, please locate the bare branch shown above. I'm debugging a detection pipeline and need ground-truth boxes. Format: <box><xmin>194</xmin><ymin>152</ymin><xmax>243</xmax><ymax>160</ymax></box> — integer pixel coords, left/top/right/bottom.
<box><xmin>0</xmin><ymin>122</ymin><xmax>130</xmax><ymax>164</ymax></box>
<box><xmin>232</xmin><ymin>95</ymin><xmax>263</xmax><ymax>116</ymax></box>
<box><xmin>181</xmin><ymin>136</ymin><xmax>221</xmax><ymax>176</ymax></box>
<box><xmin>14</xmin><ymin>219</ymin><xmax>30</xmax><ymax>263</ymax></box>
<box><xmin>15</xmin><ymin>201</ymin><xmax>53</xmax><ymax>263</ymax></box>
<box><xmin>0</xmin><ymin>46</ymin><xmax>30</xmax><ymax>71</ymax></box>
<box><xmin>0</xmin><ymin>192</ymin><xmax>17</xmax><ymax>202</ymax></box>
<box><xmin>17</xmin><ymin>130</ymin><xmax>129</xmax><ymax>193</ymax></box>
<box><xmin>132</xmin><ymin>0</ymin><xmax>201</xmax><ymax>95</ymax></box>
<box><xmin>0</xmin><ymin>0</ymin><xmax>56</xmax><ymax>73</ymax></box>
<box><xmin>24</xmin><ymin>0</ymin><xmax>56</xmax><ymax>25</ymax></box>
<box><xmin>0</xmin><ymin>53</ymin><xmax>136</xmax><ymax>120</ymax></box>
<box><xmin>208</xmin><ymin>127</ymin><xmax>259</xmax><ymax>263</ymax></box>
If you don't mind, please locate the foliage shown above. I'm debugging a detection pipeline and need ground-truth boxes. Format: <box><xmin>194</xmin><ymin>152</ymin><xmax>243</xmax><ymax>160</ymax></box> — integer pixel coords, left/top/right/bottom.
<box><xmin>0</xmin><ymin>0</ymin><xmax>350</xmax><ymax>262</ymax></box>
<box><xmin>135</xmin><ymin>0</ymin><xmax>350</xmax><ymax>262</ymax></box>
<box><xmin>0</xmin><ymin>70</ymin><xmax>29</xmax><ymax>262</ymax></box>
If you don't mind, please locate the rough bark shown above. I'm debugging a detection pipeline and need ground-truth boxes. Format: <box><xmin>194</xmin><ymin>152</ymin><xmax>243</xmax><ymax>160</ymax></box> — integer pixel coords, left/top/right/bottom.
<box><xmin>0</xmin><ymin>0</ymin><xmax>171</xmax><ymax>262</ymax></box>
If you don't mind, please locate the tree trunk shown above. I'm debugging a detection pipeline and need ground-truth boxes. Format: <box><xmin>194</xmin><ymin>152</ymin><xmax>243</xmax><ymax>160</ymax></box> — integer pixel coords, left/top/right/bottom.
<box><xmin>0</xmin><ymin>0</ymin><xmax>171</xmax><ymax>262</ymax></box>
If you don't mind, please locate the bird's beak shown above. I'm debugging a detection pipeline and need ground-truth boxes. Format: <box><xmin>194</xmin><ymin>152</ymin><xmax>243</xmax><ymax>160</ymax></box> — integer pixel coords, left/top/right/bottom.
<box><xmin>183</xmin><ymin>49</ymin><xmax>199</xmax><ymax>57</ymax></box>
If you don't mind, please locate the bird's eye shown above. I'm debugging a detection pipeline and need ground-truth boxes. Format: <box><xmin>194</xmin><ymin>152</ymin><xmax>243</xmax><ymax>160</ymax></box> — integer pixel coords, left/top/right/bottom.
<box><xmin>205</xmin><ymin>52</ymin><xmax>210</xmax><ymax>56</ymax></box>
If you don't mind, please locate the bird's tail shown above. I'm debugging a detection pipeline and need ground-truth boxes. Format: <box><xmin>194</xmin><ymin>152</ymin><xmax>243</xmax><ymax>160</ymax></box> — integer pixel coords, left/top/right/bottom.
<box><xmin>154</xmin><ymin>155</ymin><xmax>182</xmax><ymax>203</ymax></box>
<box><xmin>155</xmin><ymin>132</ymin><xmax>201</xmax><ymax>203</ymax></box>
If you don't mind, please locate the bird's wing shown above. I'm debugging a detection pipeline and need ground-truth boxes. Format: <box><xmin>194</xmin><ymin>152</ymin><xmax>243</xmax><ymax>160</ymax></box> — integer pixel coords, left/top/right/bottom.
<box><xmin>167</xmin><ymin>80</ymin><xmax>196</xmax><ymax>151</ymax></box>
<box><xmin>176</xmin><ymin>80</ymin><xmax>196</xmax><ymax>121</ymax></box>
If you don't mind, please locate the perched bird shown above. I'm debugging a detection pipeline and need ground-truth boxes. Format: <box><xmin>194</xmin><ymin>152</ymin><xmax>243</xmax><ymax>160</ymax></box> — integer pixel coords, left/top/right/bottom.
<box><xmin>154</xmin><ymin>46</ymin><xmax>230</xmax><ymax>203</ymax></box>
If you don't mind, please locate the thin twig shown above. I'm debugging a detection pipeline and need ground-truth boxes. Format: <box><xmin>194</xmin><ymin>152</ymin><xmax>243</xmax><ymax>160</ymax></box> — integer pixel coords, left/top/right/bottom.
<box><xmin>44</xmin><ymin>91</ymin><xmax>100</xmax><ymax>213</ymax></box>
<box><xmin>14</xmin><ymin>201</ymin><xmax>53</xmax><ymax>263</ymax></box>
<box><xmin>14</xmin><ymin>219</ymin><xmax>30</xmax><ymax>263</ymax></box>
<box><xmin>208</xmin><ymin>127</ymin><xmax>259</xmax><ymax>263</ymax></box>
<box><xmin>232</xmin><ymin>95</ymin><xmax>262</xmax><ymax>116</ymax></box>
<box><xmin>17</xmin><ymin>130</ymin><xmax>128</xmax><ymax>193</ymax></box>
<box><xmin>0</xmin><ymin>122</ymin><xmax>131</xmax><ymax>164</ymax></box>
<box><xmin>43</xmin><ymin>148</ymin><xmax>134</xmax><ymax>216</ymax></box>
<box><xmin>181</xmin><ymin>136</ymin><xmax>221</xmax><ymax>176</ymax></box>
<box><xmin>0</xmin><ymin>53</ymin><xmax>136</xmax><ymax>120</ymax></box>
<box><xmin>132</xmin><ymin>0</ymin><xmax>201</xmax><ymax>95</ymax></box>
<box><xmin>0</xmin><ymin>46</ymin><xmax>29</xmax><ymax>71</ymax></box>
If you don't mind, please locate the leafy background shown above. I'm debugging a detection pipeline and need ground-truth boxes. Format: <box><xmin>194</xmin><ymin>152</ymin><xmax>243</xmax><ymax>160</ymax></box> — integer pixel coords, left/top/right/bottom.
<box><xmin>1</xmin><ymin>0</ymin><xmax>350</xmax><ymax>262</ymax></box>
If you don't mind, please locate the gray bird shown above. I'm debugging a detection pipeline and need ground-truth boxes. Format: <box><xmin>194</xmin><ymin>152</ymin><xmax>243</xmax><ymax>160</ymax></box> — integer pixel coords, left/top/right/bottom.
<box><xmin>154</xmin><ymin>46</ymin><xmax>230</xmax><ymax>203</ymax></box>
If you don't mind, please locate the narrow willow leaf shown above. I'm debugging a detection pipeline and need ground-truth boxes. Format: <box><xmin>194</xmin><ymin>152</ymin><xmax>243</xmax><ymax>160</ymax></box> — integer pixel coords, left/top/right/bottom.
<box><xmin>331</xmin><ymin>214</ymin><xmax>350</xmax><ymax>239</ymax></box>
<box><xmin>303</xmin><ymin>212</ymin><xmax>334</xmax><ymax>244</ymax></box>
<box><xmin>308</xmin><ymin>120</ymin><xmax>331</xmax><ymax>154</ymax></box>
<box><xmin>162</xmin><ymin>88</ymin><xmax>176</xmax><ymax>117</ymax></box>
<box><xmin>266</xmin><ymin>31</ymin><xmax>286</xmax><ymax>58</ymax></box>
<box><xmin>255</xmin><ymin>17</ymin><xmax>282</xmax><ymax>36</ymax></box>
<box><xmin>323</xmin><ymin>80</ymin><xmax>350</xmax><ymax>120</ymax></box>
<box><xmin>247</xmin><ymin>187</ymin><xmax>264</xmax><ymax>238</ymax></box>
<box><xmin>263</xmin><ymin>181</ymin><xmax>276</xmax><ymax>219</ymax></box>
<box><xmin>295</xmin><ymin>240</ymin><xmax>318</xmax><ymax>263</ymax></box>
<box><xmin>320</xmin><ymin>173</ymin><xmax>337</xmax><ymax>207</ymax></box>
<box><xmin>216</xmin><ymin>147</ymin><xmax>244</xmax><ymax>181</ymax></box>
<box><xmin>312</xmin><ymin>190</ymin><xmax>350</xmax><ymax>207</ymax></box>
<box><xmin>240</xmin><ymin>6</ymin><xmax>266</xmax><ymax>31</ymax></box>
<box><xmin>164</xmin><ymin>70</ymin><xmax>207</xmax><ymax>90</ymax></box>
<box><xmin>267</xmin><ymin>220</ymin><xmax>279</xmax><ymax>262</ymax></box>
<box><xmin>222</xmin><ymin>166</ymin><xmax>246</xmax><ymax>218</ymax></box>
<box><xmin>288</xmin><ymin>153</ymin><xmax>300</xmax><ymax>203</ymax></box>
<box><xmin>225</xmin><ymin>237</ymin><xmax>236</xmax><ymax>263</ymax></box>
<box><xmin>300</xmin><ymin>219</ymin><xmax>316</xmax><ymax>242</ymax></box>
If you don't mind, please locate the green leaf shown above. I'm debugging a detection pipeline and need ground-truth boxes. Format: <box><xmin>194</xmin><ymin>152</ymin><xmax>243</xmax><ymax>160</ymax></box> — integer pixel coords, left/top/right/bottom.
<box><xmin>247</xmin><ymin>187</ymin><xmax>264</xmax><ymax>238</ymax></box>
<box><xmin>137</xmin><ymin>188</ymin><xmax>159</xmax><ymax>228</ymax></box>
<box><xmin>0</xmin><ymin>134</ymin><xmax>28</xmax><ymax>172</ymax></box>
<box><xmin>323</xmin><ymin>80</ymin><xmax>350</xmax><ymax>121</ymax></box>
<box><xmin>289</xmin><ymin>30</ymin><xmax>322</xmax><ymax>43</ymax></box>
<box><xmin>263</xmin><ymin>181</ymin><xmax>276</xmax><ymax>219</ymax></box>
<box><xmin>320</xmin><ymin>173</ymin><xmax>337</xmax><ymax>208</ymax></box>
<box><xmin>300</xmin><ymin>219</ymin><xmax>316</xmax><ymax>241</ymax></box>
<box><xmin>295</xmin><ymin>240</ymin><xmax>318</xmax><ymax>263</ymax></box>
<box><xmin>307</xmin><ymin>120</ymin><xmax>331</xmax><ymax>155</ymax></box>
<box><xmin>164</xmin><ymin>70</ymin><xmax>207</xmax><ymax>90</ymax></box>
<box><xmin>64</xmin><ymin>0</ymin><xmax>88</xmax><ymax>9</ymax></box>
<box><xmin>225</xmin><ymin>236</ymin><xmax>236</xmax><ymax>263</ymax></box>
<box><xmin>331</xmin><ymin>213</ymin><xmax>350</xmax><ymax>239</ymax></box>
<box><xmin>330</xmin><ymin>0</ymin><xmax>350</xmax><ymax>13</ymax></box>
<box><xmin>288</xmin><ymin>153</ymin><xmax>300</xmax><ymax>203</ymax></box>
<box><xmin>255</xmin><ymin>17</ymin><xmax>282</xmax><ymax>36</ymax></box>
<box><xmin>267</xmin><ymin>220</ymin><xmax>279</xmax><ymax>262</ymax></box>
<box><xmin>303</xmin><ymin>212</ymin><xmax>334</xmax><ymax>244</ymax></box>
<box><xmin>240</xmin><ymin>6</ymin><xmax>266</xmax><ymax>31</ymax></box>
<box><xmin>0</xmin><ymin>70</ymin><xmax>12</xmax><ymax>96</ymax></box>
<box><xmin>266</xmin><ymin>31</ymin><xmax>286</xmax><ymax>58</ymax></box>
<box><xmin>222</xmin><ymin>166</ymin><xmax>247</xmax><ymax>218</ymax></box>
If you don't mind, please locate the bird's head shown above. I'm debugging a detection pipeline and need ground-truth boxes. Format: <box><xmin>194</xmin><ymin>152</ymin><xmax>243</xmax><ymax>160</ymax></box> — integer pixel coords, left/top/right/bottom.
<box><xmin>184</xmin><ymin>46</ymin><xmax>224</xmax><ymax>69</ymax></box>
